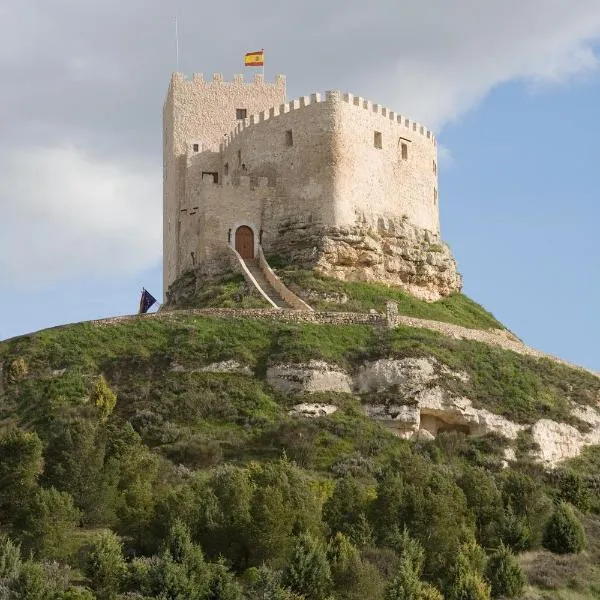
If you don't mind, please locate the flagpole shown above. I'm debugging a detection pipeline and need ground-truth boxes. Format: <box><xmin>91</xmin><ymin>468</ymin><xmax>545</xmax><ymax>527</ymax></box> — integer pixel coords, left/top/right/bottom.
<box><xmin>262</xmin><ymin>48</ymin><xmax>265</xmax><ymax>78</ymax></box>
<box><xmin>175</xmin><ymin>16</ymin><xmax>180</xmax><ymax>70</ymax></box>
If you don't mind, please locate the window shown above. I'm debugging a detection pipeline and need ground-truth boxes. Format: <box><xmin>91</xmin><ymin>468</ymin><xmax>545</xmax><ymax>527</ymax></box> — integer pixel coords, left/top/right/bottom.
<box><xmin>237</xmin><ymin>150</ymin><xmax>242</xmax><ymax>165</ymax></box>
<box><xmin>224</xmin><ymin>163</ymin><xmax>229</xmax><ymax>176</ymax></box>
<box><xmin>433</xmin><ymin>160</ymin><xmax>437</xmax><ymax>174</ymax></box>
<box><xmin>374</xmin><ymin>131</ymin><xmax>382</xmax><ymax>149</ymax></box>
<box><xmin>192</xmin><ymin>143</ymin><xmax>199</xmax><ymax>152</ymax></box>
<box><xmin>401</xmin><ymin>143</ymin><xmax>408</xmax><ymax>160</ymax></box>
<box><xmin>285</xmin><ymin>129</ymin><xmax>293</xmax><ymax>146</ymax></box>
<box><xmin>202</xmin><ymin>171</ymin><xmax>219</xmax><ymax>183</ymax></box>
<box><xmin>236</xmin><ymin>108</ymin><xmax>247</xmax><ymax>120</ymax></box>
<box><xmin>434</xmin><ymin>188</ymin><xmax>438</xmax><ymax>205</ymax></box>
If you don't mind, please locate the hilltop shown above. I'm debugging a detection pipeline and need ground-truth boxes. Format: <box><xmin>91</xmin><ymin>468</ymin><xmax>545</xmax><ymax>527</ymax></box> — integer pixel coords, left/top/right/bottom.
<box><xmin>1</xmin><ymin>271</ymin><xmax>600</xmax><ymax>598</ymax></box>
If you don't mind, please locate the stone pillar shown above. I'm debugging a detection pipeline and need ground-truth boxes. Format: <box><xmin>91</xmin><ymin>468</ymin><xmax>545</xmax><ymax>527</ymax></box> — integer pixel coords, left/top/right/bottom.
<box><xmin>386</xmin><ymin>301</ymin><xmax>398</xmax><ymax>328</ymax></box>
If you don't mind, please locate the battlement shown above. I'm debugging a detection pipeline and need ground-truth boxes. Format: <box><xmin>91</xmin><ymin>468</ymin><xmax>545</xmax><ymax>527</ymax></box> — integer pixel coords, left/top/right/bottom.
<box><xmin>341</xmin><ymin>93</ymin><xmax>435</xmax><ymax>143</ymax></box>
<box><xmin>218</xmin><ymin>90</ymin><xmax>435</xmax><ymax>151</ymax></box>
<box><xmin>170</xmin><ymin>71</ymin><xmax>286</xmax><ymax>88</ymax></box>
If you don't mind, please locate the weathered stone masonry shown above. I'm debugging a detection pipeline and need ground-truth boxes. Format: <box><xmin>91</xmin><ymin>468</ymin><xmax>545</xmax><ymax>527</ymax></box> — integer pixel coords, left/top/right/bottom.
<box><xmin>163</xmin><ymin>71</ymin><xmax>462</xmax><ymax>301</ymax></box>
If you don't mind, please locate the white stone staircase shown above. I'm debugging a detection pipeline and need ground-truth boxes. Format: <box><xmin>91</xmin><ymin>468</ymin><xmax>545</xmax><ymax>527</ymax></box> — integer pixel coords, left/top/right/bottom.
<box><xmin>243</xmin><ymin>259</ymin><xmax>290</xmax><ymax>308</ymax></box>
<box><xmin>227</xmin><ymin>245</ymin><xmax>313</xmax><ymax>311</ymax></box>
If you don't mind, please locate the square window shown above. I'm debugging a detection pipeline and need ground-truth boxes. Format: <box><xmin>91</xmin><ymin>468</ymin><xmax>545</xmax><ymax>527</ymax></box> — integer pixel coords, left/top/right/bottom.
<box><xmin>374</xmin><ymin>131</ymin><xmax>382</xmax><ymax>149</ymax></box>
<box><xmin>202</xmin><ymin>171</ymin><xmax>218</xmax><ymax>184</ymax></box>
<box><xmin>401</xmin><ymin>143</ymin><xmax>408</xmax><ymax>160</ymax></box>
<box><xmin>192</xmin><ymin>143</ymin><xmax>199</xmax><ymax>152</ymax></box>
<box><xmin>236</xmin><ymin>108</ymin><xmax>247</xmax><ymax>120</ymax></box>
<box><xmin>285</xmin><ymin>129</ymin><xmax>293</xmax><ymax>146</ymax></box>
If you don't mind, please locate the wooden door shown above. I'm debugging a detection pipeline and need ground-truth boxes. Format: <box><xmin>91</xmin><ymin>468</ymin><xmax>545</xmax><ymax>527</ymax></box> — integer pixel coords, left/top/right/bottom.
<box><xmin>235</xmin><ymin>226</ymin><xmax>254</xmax><ymax>259</ymax></box>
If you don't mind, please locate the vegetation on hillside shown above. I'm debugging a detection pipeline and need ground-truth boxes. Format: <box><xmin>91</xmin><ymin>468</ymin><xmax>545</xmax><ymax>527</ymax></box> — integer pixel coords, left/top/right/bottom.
<box><xmin>0</xmin><ymin>315</ymin><xmax>599</xmax><ymax>598</ymax></box>
<box><xmin>166</xmin><ymin>265</ymin><xmax>505</xmax><ymax>331</ymax></box>
<box><xmin>269</xmin><ymin>264</ymin><xmax>505</xmax><ymax>330</ymax></box>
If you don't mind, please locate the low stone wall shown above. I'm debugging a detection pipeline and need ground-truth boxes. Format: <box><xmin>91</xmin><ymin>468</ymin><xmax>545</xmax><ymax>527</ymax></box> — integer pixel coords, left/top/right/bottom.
<box><xmin>257</xmin><ymin>246</ymin><xmax>314</xmax><ymax>311</ymax></box>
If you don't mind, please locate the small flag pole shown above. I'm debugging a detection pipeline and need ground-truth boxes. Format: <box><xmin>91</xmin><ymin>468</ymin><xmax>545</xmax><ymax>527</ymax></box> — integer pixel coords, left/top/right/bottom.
<box><xmin>174</xmin><ymin>15</ymin><xmax>180</xmax><ymax>70</ymax></box>
<box><xmin>262</xmin><ymin>48</ymin><xmax>265</xmax><ymax>78</ymax></box>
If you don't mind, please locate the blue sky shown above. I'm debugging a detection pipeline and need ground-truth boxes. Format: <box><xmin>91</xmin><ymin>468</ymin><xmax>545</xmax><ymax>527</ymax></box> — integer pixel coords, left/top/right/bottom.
<box><xmin>0</xmin><ymin>1</ymin><xmax>599</xmax><ymax>373</ymax></box>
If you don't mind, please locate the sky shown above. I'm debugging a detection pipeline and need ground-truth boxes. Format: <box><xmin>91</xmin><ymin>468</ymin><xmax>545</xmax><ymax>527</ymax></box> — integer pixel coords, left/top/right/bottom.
<box><xmin>0</xmin><ymin>1</ymin><xmax>599</xmax><ymax>372</ymax></box>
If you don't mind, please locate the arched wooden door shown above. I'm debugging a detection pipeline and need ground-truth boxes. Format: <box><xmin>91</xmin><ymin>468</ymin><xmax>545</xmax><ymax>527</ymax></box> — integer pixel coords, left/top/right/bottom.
<box><xmin>235</xmin><ymin>226</ymin><xmax>254</xmax><ymax>259</ymax></box>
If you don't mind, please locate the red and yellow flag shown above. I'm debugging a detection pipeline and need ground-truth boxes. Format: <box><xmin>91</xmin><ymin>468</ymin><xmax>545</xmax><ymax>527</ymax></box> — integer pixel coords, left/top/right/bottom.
<box><xmin>244</xmin><ymin>49</ymin><xmax>264</xmax><ymax>67</ymax></box>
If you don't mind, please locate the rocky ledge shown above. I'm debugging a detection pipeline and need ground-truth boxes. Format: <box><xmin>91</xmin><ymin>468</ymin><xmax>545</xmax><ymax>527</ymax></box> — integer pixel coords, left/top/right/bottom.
<box><xmin>270</xmin><ymin>216</ymin><xmax>463</xmax><ymax>301</ymax></box>
<box><xmin>258</xmin><ymin>356</ymin><xmax>600</xmax><ymax>468</ymax></box>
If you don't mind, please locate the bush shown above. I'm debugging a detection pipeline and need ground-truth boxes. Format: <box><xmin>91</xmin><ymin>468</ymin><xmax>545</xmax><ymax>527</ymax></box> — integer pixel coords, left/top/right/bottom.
<box><xmin>85</xmin><ymin>530</ymin><xmax>127</xmax><ymax>599</ymax></box>
<box><xmin>90</xmin><ymin>375</ymin><xmax>117</xmax><ymax>420</ymax></box>
<box><xmin>542</xmin><ymin>502</ymin><xmax>586</xmax><ymax>554</ymax></box>
<box><xmin>484</xmin><ymin>543</ymin><xmax>524</xmax><ymax>598</ymax></box>
<box><xmin>0</xmin><ymin>535</ymin><xmax>21</xmax><ymax>581</ymax></box>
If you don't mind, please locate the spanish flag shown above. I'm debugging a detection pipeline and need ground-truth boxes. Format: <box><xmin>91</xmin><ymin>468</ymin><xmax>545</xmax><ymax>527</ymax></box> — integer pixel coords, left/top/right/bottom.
<box><xmin>244</xmin><ymin>49</ymin><xmax>264</xmax><ymax>67</ymax></box>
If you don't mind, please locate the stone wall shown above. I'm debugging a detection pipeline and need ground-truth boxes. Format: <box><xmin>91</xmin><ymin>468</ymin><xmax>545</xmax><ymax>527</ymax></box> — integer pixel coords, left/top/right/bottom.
<box><xmin>334</xmin><ymin>94</ymin><xmax>438</xmax><ymax>233</ymax></box>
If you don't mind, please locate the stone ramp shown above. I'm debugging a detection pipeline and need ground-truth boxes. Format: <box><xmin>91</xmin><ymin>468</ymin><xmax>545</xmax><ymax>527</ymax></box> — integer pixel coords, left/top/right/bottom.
<box><xmin>244</xmin><ymin>259</ymin><xmax>290</xmax><ymax>308</ymax></box>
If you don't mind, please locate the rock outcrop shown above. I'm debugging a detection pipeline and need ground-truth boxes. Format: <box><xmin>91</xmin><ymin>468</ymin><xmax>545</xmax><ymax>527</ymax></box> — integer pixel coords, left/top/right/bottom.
<box><xmin>270</xmin><ymin>218</ymin><xmax>462</xmax><ymax>301</ymax></box>
<box><xmin>265</xmin><ymin>356</ymin><xmax>600</xmax><ymax>467</ymax></box>
<box><xmin>266</xmin><ymin>361</ymin><xmax>353</xmax><ymax>394</ymax></box>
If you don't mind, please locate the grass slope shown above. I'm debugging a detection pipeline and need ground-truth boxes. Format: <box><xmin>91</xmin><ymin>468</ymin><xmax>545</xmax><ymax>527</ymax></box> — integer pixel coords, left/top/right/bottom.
<box><xmin>268</xmin><ymin>264</ymin><xmax>505</xmax><ymax>330</ymax></box>
<box><xmin>2</xmin><ymin>315</ymin><xmax>600</xmax><ymax>597</ymax></box>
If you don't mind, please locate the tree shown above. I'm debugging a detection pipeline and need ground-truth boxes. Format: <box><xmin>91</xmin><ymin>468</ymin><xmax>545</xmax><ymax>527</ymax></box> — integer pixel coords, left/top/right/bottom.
<box><xmin>384</xmin><ymin>530</ymin><xmax>441</xmax><ymax>600</ymax></box>
<box><xmin>457</xmin><ymin>467</ymin><xmax>504</xmax><ymax>548</ymax></box>
<box><xmin>42</xmin><ymin>417</ymin><xmax>117</xmax><ymax>526</ymax></box>
<box><xmin>91</xmin><ymin>375</ymin><xmax>117</xmax><ymax>421</ymax></box>
<box><xmin>85</xmin><ymin>530</ymin><xmax>126</xmax><ymax>599</ymax></box>
<box><xmin>498</xmin><ymin>470</ymin><xmax>550</xmax><ymax>550</ymax></box>
<box><xmin>557</xmin><ymin>470</ymin><xmax>591</xmax><ymax>513</ymax></box>
<box><xmin>542</xmin><ymin>502</ymin><xmax>586</xmax><ymax>554</ymax></box>
<box><xmin>10</xmin><ymin>561</ymin><xmax>56</xmax><ymax>600</ymax></box>
<box><xmin>447</xmin><ymin>542</ymin><xmax>491</xmax><ymax>600</ymax></box>
<box><xmin>246</xmin><ymin>565</ymin><xmax>304</xmax><ymax>600</ymax></box>
<box><xmin>323</xmin><ymin>477</ymin><xmax>373</xmax><ymax>547</ymax></box>
<box><xmin>0</xmin><ymin>428</ymin><xmax>43</xmax><ymax>525</ymax></box>
<box><xmin>484</xmin><ymin>543</ymin><xmax>525</xmax><ymax>598</ymax></box>
<box><xmin>20</xmin><ymin>487</ymin><xmax>81</xmax><ymax>560</ymax></box>
<box><xmin>0</xmin><ymin>534</ymin><xmax>21</xmax><ymax>582</ymax></box>
<box><xmin>283</xmin><ymin>533</ymin><xmax>332</xmax><ymax>600</ymax></box>
<box><xmin>206</xmin><ymin>559</ymin><xmax>244</xmax><ymax>600</ymax></box>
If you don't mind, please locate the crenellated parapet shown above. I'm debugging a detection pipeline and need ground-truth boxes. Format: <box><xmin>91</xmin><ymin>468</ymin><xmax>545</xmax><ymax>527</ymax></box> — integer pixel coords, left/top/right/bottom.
<box><xmin>168</xmin><ymin>71</ymin><xmax>286</xmax><ymax>90</ymax></box>
<box><xmin>217</xmin><ymin>89</ymin><xmax>435</xmax><ymax>152</ymax></box>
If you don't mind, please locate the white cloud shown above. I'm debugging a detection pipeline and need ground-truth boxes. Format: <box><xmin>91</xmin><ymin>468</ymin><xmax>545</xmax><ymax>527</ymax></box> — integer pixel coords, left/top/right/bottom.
<box><xmin>0</xmin><ymin>145</ymin><xmax>161</xmax><ymax>290</ymax></box>
<box><xmin>345</xmin><ymin>2</ymin><xmax>600</xmax><ymax>129</ymax></box>
<box><xmin>2</xmin><ymin>1</ymin><xmax>600</xmax><ymax>291</ymax></box>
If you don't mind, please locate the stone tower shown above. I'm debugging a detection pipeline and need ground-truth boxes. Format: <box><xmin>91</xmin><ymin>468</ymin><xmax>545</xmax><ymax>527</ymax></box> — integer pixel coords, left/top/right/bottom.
<box><xmin>163</xmin><ymin>72</ymin><xmax>287</xmax><ymax>290</ymax></box>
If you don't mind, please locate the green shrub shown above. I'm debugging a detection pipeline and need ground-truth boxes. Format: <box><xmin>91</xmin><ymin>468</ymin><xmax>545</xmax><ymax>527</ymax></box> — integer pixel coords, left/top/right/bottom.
<box><xmin>283</xmin><ymin>533</ymin><xmax>332</xmax><ymax>600</ymax></box>
<box><xmin>542</xmin><ymin>502</ymin><xmax>586</xmax><ymax>554</ymax></box>
<box><xmin>90</xmin><ymin>375</ymin><xmax>117</xmax><ymax>420</ymax></box>
<box><xmin>85</xmin><ymin>530</ymin><xmax>127</xmax><ymax>599</ymax></box>
<box><xmin>484</xmin><ymin>543</ymin><xmax>524</xmax><ymax>598</ymax></box>
<box><xmin>0</xmin><ymin>534</ymin><xmax>21</xmax><ymax>584</ymax></box>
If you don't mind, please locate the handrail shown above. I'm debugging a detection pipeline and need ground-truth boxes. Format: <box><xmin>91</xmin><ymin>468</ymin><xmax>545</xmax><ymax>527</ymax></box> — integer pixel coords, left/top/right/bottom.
<box><xmin>227</xmin><ymin>246</ymin><xmax>280</xmax><ymax>309</ymax></box>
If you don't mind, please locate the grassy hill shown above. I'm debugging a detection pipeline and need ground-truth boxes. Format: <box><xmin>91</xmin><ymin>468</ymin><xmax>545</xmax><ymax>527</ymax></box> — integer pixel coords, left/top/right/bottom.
<box><xmin>1</xmin><ymin>291</ymin><xmax>600</xmax><ymax>598</ymax></box>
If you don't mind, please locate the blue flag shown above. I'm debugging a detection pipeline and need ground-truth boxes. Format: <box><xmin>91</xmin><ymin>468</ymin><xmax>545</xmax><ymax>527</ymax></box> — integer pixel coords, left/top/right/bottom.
<box><xmin>139</xmin><ymin>288</ymin><xmax>157</xmax><ymax>314</ymax></box>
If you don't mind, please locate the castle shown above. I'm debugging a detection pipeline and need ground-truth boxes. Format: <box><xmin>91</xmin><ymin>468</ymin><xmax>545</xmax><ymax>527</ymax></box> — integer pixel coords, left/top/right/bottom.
<box><xmin>163</xmin><ymin>72</ymin><xmax>462</xmax><ymax>303</ymax></box>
